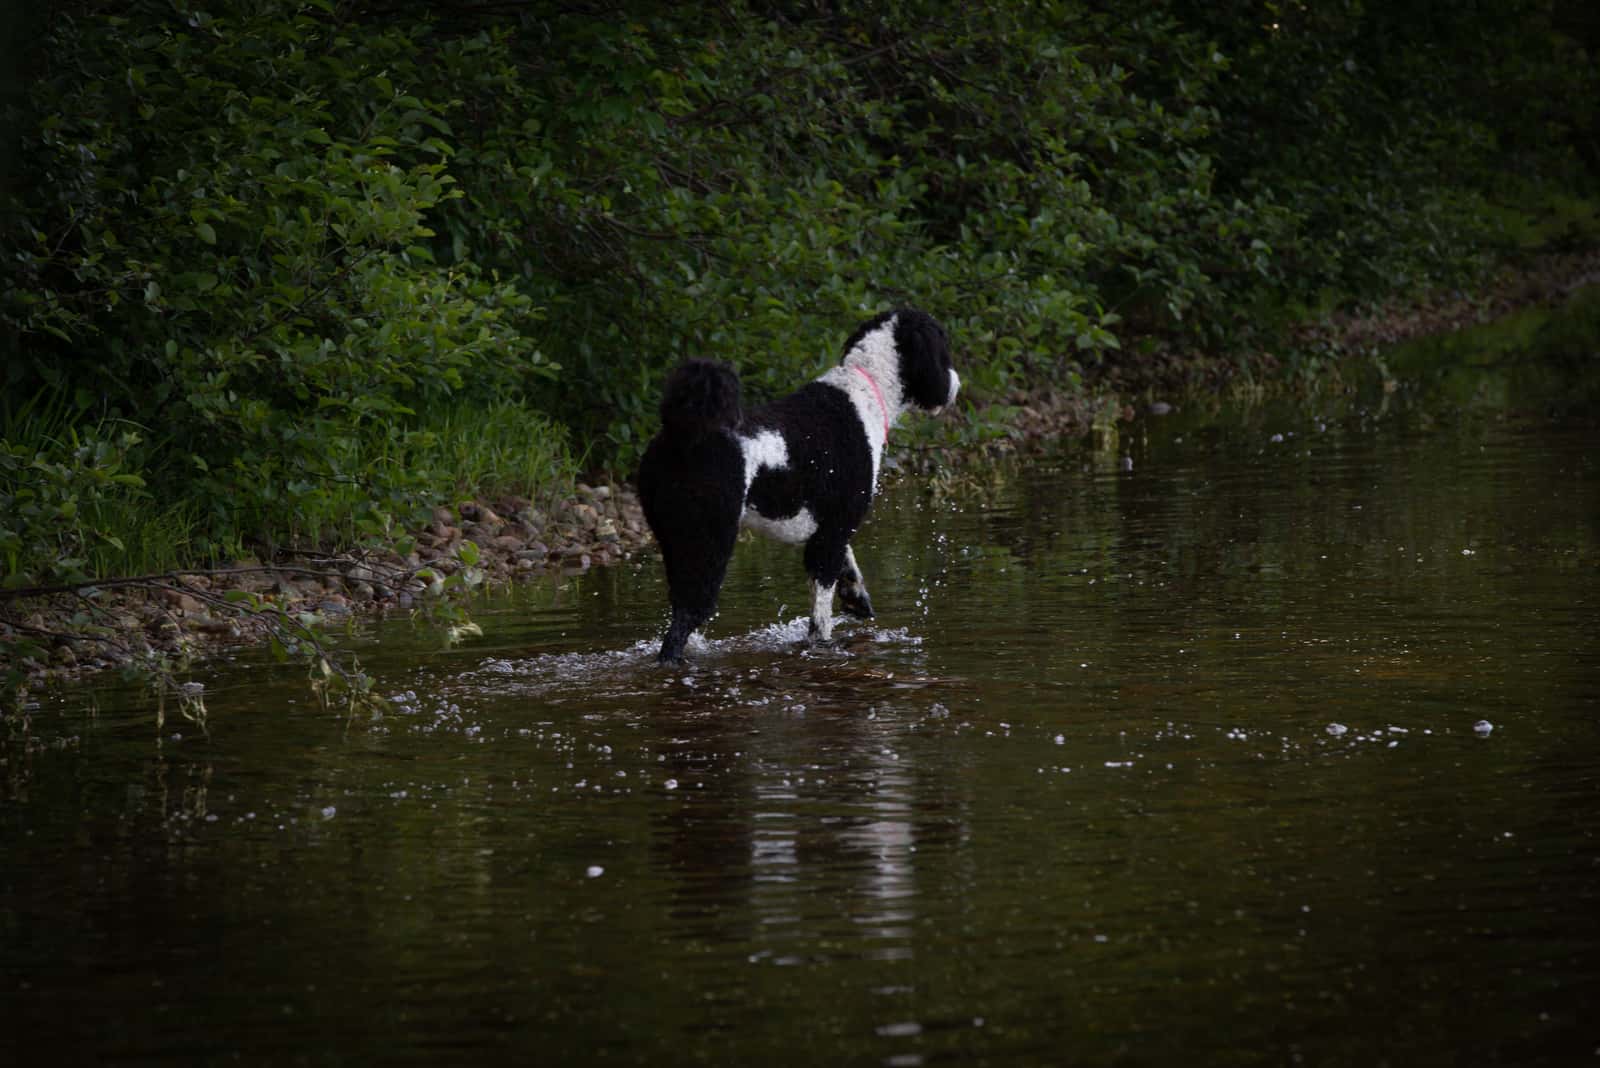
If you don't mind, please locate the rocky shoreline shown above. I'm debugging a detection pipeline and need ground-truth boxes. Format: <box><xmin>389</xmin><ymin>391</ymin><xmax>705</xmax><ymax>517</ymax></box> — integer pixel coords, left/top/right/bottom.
<box><xmin>1</xmin><ymin>482</ymin><xmax>656</xmax><ymax>698</ymax></box>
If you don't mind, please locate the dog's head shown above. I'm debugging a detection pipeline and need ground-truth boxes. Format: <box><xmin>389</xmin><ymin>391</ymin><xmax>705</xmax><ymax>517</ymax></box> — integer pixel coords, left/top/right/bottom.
<box><xmin>842</xmin><ymin>308</ymin><xmax>960</xmax><ymax>414</ymax></box>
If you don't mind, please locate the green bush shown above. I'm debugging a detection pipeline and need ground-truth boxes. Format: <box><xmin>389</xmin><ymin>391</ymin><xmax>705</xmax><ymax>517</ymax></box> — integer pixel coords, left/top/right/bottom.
<box><xmin>3</xmin><ymin>0</ymin><xmax>560</xmax><ymax>567</ymax></box>
<box><xmin>0</xmin><ymin>418</ymin><xmax>149</xmax><ymax>588</ymax></box>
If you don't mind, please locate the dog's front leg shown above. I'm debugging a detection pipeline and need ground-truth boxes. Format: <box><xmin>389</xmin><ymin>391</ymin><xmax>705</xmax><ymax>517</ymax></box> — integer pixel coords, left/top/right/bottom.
<box><xmin>807</xmin><ymin>577</ymin><xmax>837</xmax><ymax>642</ymax></box>
<box><xmin>836</xmin><ymin>544</ymin><xmax>874</xmax><ymax>621</ymax></box>
<box><xmin>803</xmin><ymin>533</ymin><xmax>861</xmax><ymax>642</ymax></box>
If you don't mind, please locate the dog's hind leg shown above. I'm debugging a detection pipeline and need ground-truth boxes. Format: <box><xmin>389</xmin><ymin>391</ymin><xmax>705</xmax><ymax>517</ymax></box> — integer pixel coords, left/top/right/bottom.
<box><xmin>658</xmin><ymin>604</ymin><xmax>707</xmax><ymax>665</ymax></box>
<box><xmin>837</xmin><ymin>544</ymin><xmax>874</xmax><ymax>621</ymax></box>
<box><xmin>654</xmin><ymin>511</ymin><xmax>740</xmax><ymax>664</ymax></box>
<box><xmin>658</xmin><ymin>555</ymin><xmax>726</xmax><ymax>663</ymax></box>
<box><xmin>658</xmin><ymin>541</ymin><xmax>734</xmax><ymax>663</ymax></box>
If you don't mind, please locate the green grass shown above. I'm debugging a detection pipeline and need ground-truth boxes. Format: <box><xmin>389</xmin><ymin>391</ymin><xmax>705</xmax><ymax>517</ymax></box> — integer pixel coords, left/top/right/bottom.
<box><xmin>396</xmin><ymin>399</ymin><xmax>579</xmax><ymax>504</ymax></box>
<box><xmin>218</xmin><ymin>398</ymin><xmax>582</xmax><ymax>555</ymax></box>
<box><xmin>3</xmin><ymin>389</ymin><xmax>580</xmax><ymax>586</ymax></box>
<box><xmin>81</xmin><ymin>496</ymin><xmax>203</xmax><ymax>578</ymax></box>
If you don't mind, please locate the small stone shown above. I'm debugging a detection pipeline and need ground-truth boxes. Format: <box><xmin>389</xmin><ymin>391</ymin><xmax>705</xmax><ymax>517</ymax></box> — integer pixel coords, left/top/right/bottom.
<box><xmin>192</xmin><ymin>614</ymin><xmax>237</xmax><ymax>635</ymax></box>
<box><xmin>495</xmin><ymin>494</ymin><xmax>532</xmax><ymax>517</ymax></box>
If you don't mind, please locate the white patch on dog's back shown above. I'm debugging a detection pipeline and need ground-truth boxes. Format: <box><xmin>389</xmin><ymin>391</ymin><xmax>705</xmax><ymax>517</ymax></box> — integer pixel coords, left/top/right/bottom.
<box><xmin>737</xmin><ymin>427</ymin><xmax>817</xmax><ymax>543</ymax></box>
<box><xmin>739</xmin><ymin>429</ymin><xmax>788</xmax><ymax>493</ymax></box>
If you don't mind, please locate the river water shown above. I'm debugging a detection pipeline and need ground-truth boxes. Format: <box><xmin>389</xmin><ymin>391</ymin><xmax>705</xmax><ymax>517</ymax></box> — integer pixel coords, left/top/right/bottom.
<box><xmin>4</xmin><ymin>325</ymin><xmax>1598</xmax><ymax>1064</ymax></box>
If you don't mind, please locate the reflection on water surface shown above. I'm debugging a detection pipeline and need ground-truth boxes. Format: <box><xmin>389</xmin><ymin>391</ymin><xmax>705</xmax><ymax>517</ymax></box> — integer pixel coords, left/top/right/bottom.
<box><xmin>4</xmin><ymin>365</ymin><xmax>1598</xmax><ymax>1065</ymax></box>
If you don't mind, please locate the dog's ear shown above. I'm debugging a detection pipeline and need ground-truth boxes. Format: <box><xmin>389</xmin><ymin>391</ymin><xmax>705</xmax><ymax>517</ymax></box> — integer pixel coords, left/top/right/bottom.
<box><xmin>894</xmin><ymin>310</ymin><xmax>953</xmax><ymax>410</ymax></box>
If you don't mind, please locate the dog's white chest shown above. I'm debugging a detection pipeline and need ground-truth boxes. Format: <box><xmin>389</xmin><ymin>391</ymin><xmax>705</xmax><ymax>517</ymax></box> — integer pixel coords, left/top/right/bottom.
<box><xmin>740</xmin><ymin>506</ymin><xmax>818</xmax><ymax>544</ymax></box>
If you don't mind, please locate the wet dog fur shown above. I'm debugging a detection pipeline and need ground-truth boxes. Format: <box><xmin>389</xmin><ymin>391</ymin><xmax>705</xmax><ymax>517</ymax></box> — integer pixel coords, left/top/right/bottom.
<box><xmin>637</xmin><ymin>309</ymin><xmax>959</xmax><ymax>663</ymax></box>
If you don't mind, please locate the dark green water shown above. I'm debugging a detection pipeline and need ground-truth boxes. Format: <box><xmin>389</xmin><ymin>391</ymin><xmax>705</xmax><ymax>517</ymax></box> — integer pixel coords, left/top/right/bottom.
<box><xmin>4</xmin><ymin>348</ymin><xmax>1599</xmax><ymax>1064</ymax></box>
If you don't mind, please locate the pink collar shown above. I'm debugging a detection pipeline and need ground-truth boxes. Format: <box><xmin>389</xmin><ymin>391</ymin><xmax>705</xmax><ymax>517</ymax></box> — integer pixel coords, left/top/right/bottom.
<box><xmin>851</xmin><ymin>365</ymin><xmax>890</xmax><ymax>437</ymax></box>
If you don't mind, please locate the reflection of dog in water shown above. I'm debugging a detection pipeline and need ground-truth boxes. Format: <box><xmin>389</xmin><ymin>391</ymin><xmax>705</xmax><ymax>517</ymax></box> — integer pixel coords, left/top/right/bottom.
<box><xmin>637</xmin><ymin>309</ymin><xmax>960</xmax><ymax>664</ymax></box>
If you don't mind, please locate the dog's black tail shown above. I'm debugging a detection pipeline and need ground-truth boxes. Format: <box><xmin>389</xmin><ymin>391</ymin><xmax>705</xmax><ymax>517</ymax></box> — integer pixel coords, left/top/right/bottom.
<box><xmin>660</xmin><ymin>359</ymin><xmax>741</xmax><ymax>440</ymax></box>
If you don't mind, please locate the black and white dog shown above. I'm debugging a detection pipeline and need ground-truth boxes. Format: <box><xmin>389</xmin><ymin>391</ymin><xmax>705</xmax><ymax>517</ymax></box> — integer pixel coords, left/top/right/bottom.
<box><xmin>637</xmin><ymin>309</ymin><xmax>959</xmax><ymax>663</ymax></box>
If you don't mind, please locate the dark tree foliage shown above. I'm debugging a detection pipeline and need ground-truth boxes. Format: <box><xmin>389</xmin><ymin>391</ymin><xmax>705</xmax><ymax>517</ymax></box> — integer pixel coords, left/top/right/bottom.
<box><xmin>2</xmin><ymin>0</ymin><xmax>1593</xmax><ymax>586</ymax></box>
